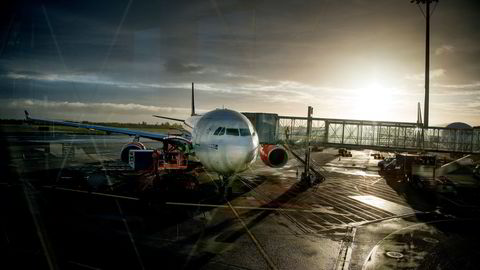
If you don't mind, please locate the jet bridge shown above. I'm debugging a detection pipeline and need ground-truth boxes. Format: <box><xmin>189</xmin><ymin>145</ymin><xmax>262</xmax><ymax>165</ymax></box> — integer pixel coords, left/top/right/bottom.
<box><xmin>242</xmin><ymin>113</ymin><xmax>480</xmax><ymax>154</ymax></box>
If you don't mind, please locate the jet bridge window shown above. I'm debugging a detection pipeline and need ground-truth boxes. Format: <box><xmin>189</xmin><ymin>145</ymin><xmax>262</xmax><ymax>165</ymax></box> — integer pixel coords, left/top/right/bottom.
<box><xmin>226</xmin><ymin>128</ymin><xmax>239</xmax><ymax>136</ymax></box>
<box><xmin>239</xmin><ymin>128</ymin><xmax>251</xmax><ymax>136</ymax></box>
<box><xmin>213</xmin><ymin>127</ymin><xmax>225</xmax><ymax>135</ymax></box>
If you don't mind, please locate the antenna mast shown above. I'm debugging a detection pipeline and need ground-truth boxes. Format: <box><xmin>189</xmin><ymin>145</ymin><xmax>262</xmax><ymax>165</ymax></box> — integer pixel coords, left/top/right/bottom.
<box><xmin>191</xmin><ymin>82</ymin><xmax>195</xmax><ymax>116</ymax></box>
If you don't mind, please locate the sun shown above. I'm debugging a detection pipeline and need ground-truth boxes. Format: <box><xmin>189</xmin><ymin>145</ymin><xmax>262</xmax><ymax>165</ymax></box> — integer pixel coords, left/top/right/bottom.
<box><xmin>351</xmin><ymin>81</ymin><xmax>394</xmax><ymax>121</ymax></box>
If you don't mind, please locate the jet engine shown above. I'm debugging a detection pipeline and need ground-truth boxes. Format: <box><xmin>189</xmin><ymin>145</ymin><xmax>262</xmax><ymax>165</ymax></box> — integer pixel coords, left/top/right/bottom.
<box><xmin>260</xmin><ymin>144</ymin><xmax>288</xmax><ymax>168</ymax></box>
<box><xmin>120</xmin><ymin>142</ymin><xmax>146</xmax><ymax>163</ymax></box>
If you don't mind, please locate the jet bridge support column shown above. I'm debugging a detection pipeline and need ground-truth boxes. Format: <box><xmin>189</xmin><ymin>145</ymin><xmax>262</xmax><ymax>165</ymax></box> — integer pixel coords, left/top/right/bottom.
<box><xmin>302</xmin><ymin>106</ymin><xmax>313</xmax><ymax>184</ymax></box>
<box><xmin>324</xmin><ymin>120</ymin><xmax>329</xmax><ymax>144</ymax></box>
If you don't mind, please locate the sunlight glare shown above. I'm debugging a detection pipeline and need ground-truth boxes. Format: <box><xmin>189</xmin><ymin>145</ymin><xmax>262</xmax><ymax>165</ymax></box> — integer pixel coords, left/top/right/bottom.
<box><xmin>351</xmin><ymin>81</ymin><xmax>394</xmax><ymax>121</ymax></box>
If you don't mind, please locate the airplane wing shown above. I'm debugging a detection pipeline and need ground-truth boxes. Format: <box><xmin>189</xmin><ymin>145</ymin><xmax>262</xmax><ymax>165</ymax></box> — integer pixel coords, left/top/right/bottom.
<box><xmin>25</xmin><ymin>110</ymin><xmax>175</xmax><ymax>141</ymax></box>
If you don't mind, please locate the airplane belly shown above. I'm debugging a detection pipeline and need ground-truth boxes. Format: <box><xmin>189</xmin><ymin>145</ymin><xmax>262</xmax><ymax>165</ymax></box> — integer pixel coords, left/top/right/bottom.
<box><xmin>217</xmin><ymin>144</ymin><xmax>256</xmax><ymax>175</ymax></box>
<box><xmin>219</xmin><ymin>145</ymin><xmax>247</xmax><ymax>175</ymax></box>
<box><xmin>195</xmin><ymin>143</ymin><xmax>255</xmax><ymax>176</ymax></box>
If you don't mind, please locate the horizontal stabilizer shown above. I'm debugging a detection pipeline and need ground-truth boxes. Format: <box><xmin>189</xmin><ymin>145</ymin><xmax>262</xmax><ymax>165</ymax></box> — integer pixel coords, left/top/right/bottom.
<box><xmin>152</xmin><ymin>115</ymin><xmax>185</xmax><ymax>122</ymax></box>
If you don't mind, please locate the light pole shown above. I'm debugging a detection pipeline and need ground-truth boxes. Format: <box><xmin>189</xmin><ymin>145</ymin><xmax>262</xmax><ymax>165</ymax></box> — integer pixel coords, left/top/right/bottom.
<box><xmin>411</xmin><ymin>0</ymin><xmax>438</xmax><ymax>128</ymax></box>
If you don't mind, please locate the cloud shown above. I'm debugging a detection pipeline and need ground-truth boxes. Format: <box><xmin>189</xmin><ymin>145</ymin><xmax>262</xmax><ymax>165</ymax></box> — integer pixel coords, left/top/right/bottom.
<box><xmin>0</xmin><ymin>67</ymin><xmax>428</xmax><ymax>123</ymax></box>
<box><xmin>3</xmin><ymin>70</ymin><xmax>192</xmax><ymax>90</ymax></box>
<box><xmin>7</xmin><ymin>99</ymin><xmax>196</xmax><ymax>116</ymax></box>
<box><xmin>6</xmin><ymin>71</ymin><xmax>104</xmax><ymax>84</ymax></box>
<box><xmin>432</xmin><ymin>82</ymin><xmax>480</xmax><ymax>89</ymax></box>
<box><xmin>406</xmin><ymin>69</ymin><xmax>445</xmax><ymax>81</ymax></box>
<box><xmin>430</xmin><ymin>82</ymin><xmax>480</xmax><ymax>98</ymax></box>
<box><xmin>1</xmin><ymin>69</ymin><xmax>340</xmax><ymax>104</ymax></box>
<box><xmin>164</xmin><ymin>59</ymin><xmax>205</xmax><ymax>74</ymax></box>
<box><xmin>434</xmin><ymin>101</ymin><xmax>480</xmax><ymax>114</ymax></box>
<box><xmin>435</xmin><ymin>45</ymin><xmax>455</xmax><ymax>56</ymax></box>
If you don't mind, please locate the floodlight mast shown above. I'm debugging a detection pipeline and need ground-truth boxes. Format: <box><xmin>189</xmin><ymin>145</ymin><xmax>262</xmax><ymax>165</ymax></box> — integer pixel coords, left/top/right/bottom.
<box><xmin>411</xmin><ymin>0</ymin><xmax>438</xmax><ymax>128</ymax></box>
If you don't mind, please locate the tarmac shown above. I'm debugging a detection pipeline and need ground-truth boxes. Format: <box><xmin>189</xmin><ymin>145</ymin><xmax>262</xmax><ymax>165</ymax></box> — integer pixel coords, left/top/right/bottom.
<box><xmin>2</xmin><ymin>132</ymin><xmax>480</xmax><ymax>269</ymax></box>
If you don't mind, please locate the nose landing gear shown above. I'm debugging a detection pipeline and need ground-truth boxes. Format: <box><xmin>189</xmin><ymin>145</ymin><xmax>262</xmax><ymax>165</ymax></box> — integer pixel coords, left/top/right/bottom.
<box><xmin>219</xmin><ymin>175</ymin><xmax>234</xmax><ymax>199</ymax></box>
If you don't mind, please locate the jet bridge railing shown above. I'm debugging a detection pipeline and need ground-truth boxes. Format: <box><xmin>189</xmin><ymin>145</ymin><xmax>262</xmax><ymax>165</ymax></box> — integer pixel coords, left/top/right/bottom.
<box><xmin>276</xmin><ymin>116</ymin><xmax>480</xmax><ymax>154</ymax></box>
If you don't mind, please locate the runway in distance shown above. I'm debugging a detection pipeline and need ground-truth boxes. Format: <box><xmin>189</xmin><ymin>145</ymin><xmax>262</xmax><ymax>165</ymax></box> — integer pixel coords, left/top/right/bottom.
<box><xmin>24</xmin><ymin>83</ymin><xmax>289</xmax><ymax>189</ymax></box>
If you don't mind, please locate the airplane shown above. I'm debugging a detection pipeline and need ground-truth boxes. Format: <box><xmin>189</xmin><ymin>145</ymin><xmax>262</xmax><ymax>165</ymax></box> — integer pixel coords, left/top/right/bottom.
<box><xmin>24</xmin><ymin>83</ymin><xmax>289</xmax><ymax>195</ymax></box>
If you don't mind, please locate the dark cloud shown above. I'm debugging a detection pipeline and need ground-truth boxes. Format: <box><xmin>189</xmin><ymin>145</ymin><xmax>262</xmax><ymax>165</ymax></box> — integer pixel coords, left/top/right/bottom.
<box><xmin>0</xmin><ymin>69</ymin><xmax>43</xmax><ymax>77</ymax></box>
<box><xmin>163</xmin><ymin>58</ymin><xmax>204</xmax><ymax>74</ymax></box>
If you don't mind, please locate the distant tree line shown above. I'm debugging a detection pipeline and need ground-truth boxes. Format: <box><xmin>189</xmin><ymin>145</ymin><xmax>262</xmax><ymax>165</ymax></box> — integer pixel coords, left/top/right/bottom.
<box><xmin>80</xmin><ymin>121</ymin><xmax>182</xmax><ymax>129</ymax></box>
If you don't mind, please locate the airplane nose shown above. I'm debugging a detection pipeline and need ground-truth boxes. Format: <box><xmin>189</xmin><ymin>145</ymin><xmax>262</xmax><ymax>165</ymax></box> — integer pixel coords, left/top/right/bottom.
<box><xmin>226</xmin><ymin>140</ymin><xmax>257</xmax><ymax>173</ymax></box>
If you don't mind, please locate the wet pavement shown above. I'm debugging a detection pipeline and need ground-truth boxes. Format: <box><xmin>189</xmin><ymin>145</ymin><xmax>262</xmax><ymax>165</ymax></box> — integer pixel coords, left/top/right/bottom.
<box><xmin>2</xmin><ymin>133</ymin><xmax>480</xmax><ymax>269</ymax></box>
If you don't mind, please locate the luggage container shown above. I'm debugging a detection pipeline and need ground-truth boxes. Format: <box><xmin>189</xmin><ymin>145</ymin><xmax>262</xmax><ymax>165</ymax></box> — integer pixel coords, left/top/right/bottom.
<box><xmin>129</xmin><ymin>149</ymin><xmax>154</xmax><ymax>170</ymax></box>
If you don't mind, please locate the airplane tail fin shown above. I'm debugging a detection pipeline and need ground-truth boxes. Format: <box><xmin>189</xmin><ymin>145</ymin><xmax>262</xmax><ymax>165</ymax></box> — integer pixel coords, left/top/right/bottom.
<box><xmin>153</xmin><ymin>82</ymin><xmax>197</xmax><ymax>124</ymax></box>
<box><xmin>417</xmin><ymin>102</ymin><xmax>423</xmax><ymax>126</ymax></box>
<box><xmin>191</xmin><ymin>82</ymin><xmax>196</xmax><ymax>116</ymax></box>
<box><xmin>24</xmin><ymin>110</ymin><xmax>30</xmax><ymax>120</ymax></box>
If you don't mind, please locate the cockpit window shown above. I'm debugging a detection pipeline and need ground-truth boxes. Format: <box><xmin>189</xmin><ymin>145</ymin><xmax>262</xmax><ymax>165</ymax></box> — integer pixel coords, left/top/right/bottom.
<box><xmin>239</xmin><ymin>128</ymin><xmax>250</xmax><ymax>136</ymax></box>
<box><xmin>213</xmin><ymin>127</ymin><xmax>221</xmax><ymax>135</ymax></box>
<box><xmin>213</xmin><ymin>127</ymin><xmax>225</xmax><ymax>135</ymax></box>
<box><xmin>226</xmin><ymin>128</ymin><xmax>239</xmax><ymax>136</ymax></box>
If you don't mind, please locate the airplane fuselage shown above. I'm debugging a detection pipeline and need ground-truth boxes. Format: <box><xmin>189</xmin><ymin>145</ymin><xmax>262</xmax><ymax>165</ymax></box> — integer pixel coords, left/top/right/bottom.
<box><xmin>190</xmin><ymin>109</ymin><xmax>259</xmax><ymax>176</ymax></box>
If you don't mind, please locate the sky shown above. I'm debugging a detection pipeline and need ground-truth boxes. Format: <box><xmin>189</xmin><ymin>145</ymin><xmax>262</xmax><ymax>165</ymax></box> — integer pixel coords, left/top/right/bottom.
<box><xmin>0</xmin><ymin>0</ymin><xmax>479</xmax><ymax>126</ymax></box>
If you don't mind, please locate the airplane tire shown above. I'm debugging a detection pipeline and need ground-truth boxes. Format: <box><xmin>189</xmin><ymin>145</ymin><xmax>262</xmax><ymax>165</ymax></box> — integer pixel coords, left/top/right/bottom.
<box><xmin>218</xmin><ymin>186</ymin><xmax>225</xmax><ymax>197</ymax></box>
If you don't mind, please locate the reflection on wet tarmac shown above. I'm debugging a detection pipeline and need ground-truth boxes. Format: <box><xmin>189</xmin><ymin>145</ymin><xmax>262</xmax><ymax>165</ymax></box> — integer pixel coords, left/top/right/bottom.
<box><xmin>350</xmin><ymin>195</ymin><xmax>417</xmax><ymax>216</ymax></box>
